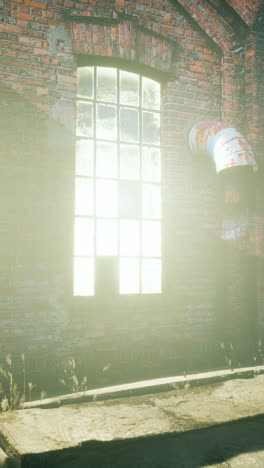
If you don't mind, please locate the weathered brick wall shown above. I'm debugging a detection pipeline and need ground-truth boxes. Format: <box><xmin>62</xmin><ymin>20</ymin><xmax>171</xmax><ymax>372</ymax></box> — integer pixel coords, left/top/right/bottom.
<box><xmin>0</xmin><ymin>0</ymin><xmax>263</xmax><ymax>387</ymax></box>
<box><xmin>254</xmin><ymin>11</ymin><xmax>264</xmax><ymax>334</ymax></box>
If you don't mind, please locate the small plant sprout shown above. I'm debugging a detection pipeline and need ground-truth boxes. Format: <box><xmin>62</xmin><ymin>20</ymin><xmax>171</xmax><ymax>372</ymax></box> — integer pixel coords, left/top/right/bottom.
<box><xmin>0</xmin><ymin>397</ymin><xmax>9</xmax><ymax>412</ymax></box>
<box><xmin>21</xmin><ymin>353</ymin><xmax>26</xmax><ymax>398</ymax></box>
<box><xmin>28</xmin><ymin>382</ymin><xmax>37</xmax><ymax>402</ymax></box>
<box><xmin>59</xmin><ymin>358</ymin><xmax>88</xmax><ymax>394</ymax></box>
<box><xmin>40</xmin><ymin>390</ymin><xmax>47</xmax><ymax>400</ymax></box>
<box><xmin>102</xmin><ymin>363</ymin><xmax>111</xmax><ymax>372</ymax></box>
<box><xmin>0</xmin><ymin>353</ymin><xmax>40</xmax><ymax>411</ymax></box>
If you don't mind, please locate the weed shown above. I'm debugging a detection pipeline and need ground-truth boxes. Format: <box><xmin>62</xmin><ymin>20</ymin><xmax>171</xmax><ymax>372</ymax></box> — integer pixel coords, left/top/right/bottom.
<box><xmin>0</xmin><ymin>354</ymin><xmax>25</xmax><ymax>411</ymax></box>
<box><xmin>0</xmin><ymin>353</ymin><xmax>44</xmax><ymax>411</ymax></box>
<box><xmin>58</xmin><ymin>358</ymin><xmax>88</xmax><ymax>394</ymax></box>
<box><xmin>220</xmin><ymin>342</ymin><xmax>235</xmax><ymax>371</ymax></box>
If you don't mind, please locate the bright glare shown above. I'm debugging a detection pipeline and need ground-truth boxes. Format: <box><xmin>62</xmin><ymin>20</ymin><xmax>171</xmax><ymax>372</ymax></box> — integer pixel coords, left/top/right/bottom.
<box><xmin>75</xmin><ymin>178</ymin><xmax>94</xmax><ymax>216</ymax></box>
<box><xmin>142</xmin><ymin>221</ymin><xmax>161</xmax><ymax>257</ymax></box>
<box><xmin>120</xmin><ymin>144</ymin><xmax>140</xmax><ymax>180</ymax></box>
<box><xmin>74</xmin><ymin>218</ymin><xmax>94</xmax><ymax>256</ymax></box>
<box><xmin>120</xmin><ymin>70</ymin><xmax>139</xmax><ymax>106</ymax></box>
<box><xmin>120</xmin><ymin>220</ymin><xmax>139</xmax><ymax>256</ymax></box>
<box><xmin>142</xmin><ymin>76</ymin><xmax>160</xmax><ymax>110</ymax></box>
<box><xmin>143</xmin><ymin>184</ymin><xmax>161</xmax><ymax>219</ymax></box>
<box><xmin>96</xmin><ymin>141</ymin><xmax>117</xmax><ymax>178</ymax></box>
<box><xmin>96</xmin><ymin>219</ymin><xmax>117</xmax><ymax>256</ymax></box>
<box><xmin>75</xmin><ymin>67</ymin><xmax>162</xmax><ymax>296</ymax></box>
<box><xmin>76</xmin><ymin>140</ymin><xmax>93</xmax><ymax>176</ymax></box>
<box><xmin>74</xmin><ymin>257</ymin><xmax>94</xmax><ymax>296</ymax></box>
<box><xmin>142</xmin><ymin>259</ymin><xmax>161</xmax><ymax>293</ymax></box>
<box><xmin>96</xmin><ymin>180</ymin><xmax>118</xmax><ymax>217</ymax></box>
<box><xmin>120</xmin><ymin>258</ymin><xmax>139</xmax><ymax>294</ymax></box>
<box><xmin>142</xmin><ymin>147</ymin><xmax>160</xmax><ymax>182</ymax></box>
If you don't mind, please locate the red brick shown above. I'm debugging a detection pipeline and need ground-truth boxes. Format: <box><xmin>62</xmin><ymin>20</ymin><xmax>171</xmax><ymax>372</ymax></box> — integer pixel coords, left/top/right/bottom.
<box><xmin>33</xmin><ymin>47</ymin><xmax>50</xmax><ymax>56</ymax></box>
<box><xmin>18</xmin><ymin>5</ymin><xmax>30</xmax><ymax>13</ymax></box>
<box><xmin>0</xmin><ymin>23</ymin><xmax>22</xmax><ymax>34</ymax></box>
<box><xmin>37</xmin><ymin>87</ymin><xmax>48</xmax><ymax>95</ymax></box>
<box><xmin>12</xmin><ymin>11</ymin><xmax>35</xmax><ymax>21</ymax></box>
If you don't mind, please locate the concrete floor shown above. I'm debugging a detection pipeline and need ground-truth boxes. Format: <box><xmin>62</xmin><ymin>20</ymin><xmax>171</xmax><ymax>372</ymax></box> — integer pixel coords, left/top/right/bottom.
<box><xmin>0</xmin><ymin>374</ymin><xmax>264</xmax><ymax>467</ymax></box>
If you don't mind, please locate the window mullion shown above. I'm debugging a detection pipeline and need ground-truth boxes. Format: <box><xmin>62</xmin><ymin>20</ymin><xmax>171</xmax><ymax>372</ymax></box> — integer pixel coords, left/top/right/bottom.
<box><xmin>139</xmin><ymin>74</ymin><xmax>143</xmax><ymax>294</ymax></box>
<box><xmin>93</xmin><ymin>67</ymin><xmax>97</xmax><ymax>291</ymax></box>
<box><xmin>75</xmin><ymin>66</ymin><xmax>161</xmax><ymax>297</ymax></box>
<box><xmin>117</xmin><ymin>69</ymin><xmax>120</xmax><ymax>264</ymax></box>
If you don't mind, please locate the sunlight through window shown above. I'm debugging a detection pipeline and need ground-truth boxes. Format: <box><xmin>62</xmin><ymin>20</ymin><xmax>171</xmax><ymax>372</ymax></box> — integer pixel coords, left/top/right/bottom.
<box><xmin>74</xmin><ymin>67</ymin><xmax>161</xmax><ymax>296</ymax></box>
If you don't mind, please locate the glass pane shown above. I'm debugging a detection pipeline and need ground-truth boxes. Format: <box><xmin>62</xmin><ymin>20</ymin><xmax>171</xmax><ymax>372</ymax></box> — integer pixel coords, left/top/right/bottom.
<box><xmin>119</xmin><ymin>181</ymin><xmax>141</xmax><ymax>219</ymax></box>
<box><xmin>142</xmin><ymin>221</ymin><xmax>161</xmax><ymax>257</ymax></box>
<box><xmin>77</xmin><ymin>67</ymin><xmax>94</xmax><ymax>99</ymax></box>
<box><xmin>142</xmin><ymin>77</ymin><xmax>160</xmax><ymax>110</ymax></box>
<box><xmin>75</xmin><ymin>178</ymin><xmax>94</xmax><ymax>216</ymax></box>
<box><xmin>120</xmin><ymin>144</ymin><xmax>140</xmax><ymax>180</ymax></box>
<box><xmin>142</xmin><ymin>147</ymin><xmax>161</xmax><ymax>182</ymax></box>
<box><xmin>76</xmin><ymin>140</ymin><xmax>93</xmax><ymax>176</ymax></box>
<box><xmin>96</xmin><ymin>141</ymin><xmax>117</xmax><ymax>178</ymax></box>
<box><xmin>120</xmin><ymin>258</ymin><xmax>139</xmax><ymax>294</ymax></box>
<box><xmin>96</xmin><ymin>180</ymin><xmax>118</xmax><ymax>217</ymax></box>
<box><xmin>120</xmin><ymin>70</ymin><xmax>139</xmax><ymax>106</ymax></box>
<box><xmin>142</xmin><ymin>111</ymin><xmax>160</xmax><ymax>145</ymax></box>
<box><xmin>120</xmin><ymin>107</ymin><xmax>139</xmax><ymax>143</ymax></box>
<box><xmin>74</xmin><ymin>218</ymin><xmax>94</xmax><ymax>256</ymax></box>
<box><xmin>120</xmin><ymin>220</ymin><xmax>139</xmax><ymax>256</ymax></box>
<box><xmin>142</xmin><ymin>184</ymin><xmax>161</xmax><ymax>219</ymax></box>
<box><xmin>76</xmin><ymin>101</ymin><xmax>93</xmax><ymax>137</ymax></box>
<box><xmin>96</xmin><ymin>219</ymin><xmax>117</xmax><ymax>256</ymax></box>
<box><xmin>97</xmin><ymin>67</ymin><xmax>117</xmax><ymax>103</ymax></box>
<box><xmin>74</xmin><ymin>257</ymin><xmax>94</xmax><ymax>296</ymax></box>
<box><xmin>142</xmin><ymin>258</ymin><xmax>161</xmax><ymax>293</ymax></box>
<box><xmin>96</xmin><ymin>104</ymin><xmax>117</xmax><ymax>141</ymax></box>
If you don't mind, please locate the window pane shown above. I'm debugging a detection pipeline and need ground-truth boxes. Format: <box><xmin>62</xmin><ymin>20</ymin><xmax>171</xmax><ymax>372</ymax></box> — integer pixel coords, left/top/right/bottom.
<box><xmin>120</xmin><ymin>71</ymin><xmax>139</xmax><ymax>106</ymax></box>
<box><xmin>97</xmin><ymin>67</ymin><xmax>117</xmax><ymax>103</ymax></box>
<box><xmin>77</xmin><ymin>67</ymin><xmax>94</xmax><ymax>99</ymax></box>
<box><xmin>119</xmin><ymin>181</ymin><xmax>141</xmax><ymax>219</ymax></box>
<box><xmin>74</xmin><ymin>218</ymin><xmax>94</xmax><ymax>256</ymax></box>
<box><xmin>142</xmin><ymin>258</ymin><xmax>161</xmax><ymax>293</ymax></box>
<box><xmin>120</xmin><ymin>220</ymin><xmax>139</xmax><ymax>256</ymax></box>
<box><xmin>142</xmin><ymin>221</ymin><xmax>161</xmax><ymax>257</ymax></box>
<box><xmin>96</xmin><ymin>220</ymin><xmax>117</xmax><ymax>256</ymax></box>
<box><xmin>120</xmin><ymin>144</ymin><xmax>140</xmax><ymax>180</ymax></box>
<box><xmin>76</xmin><ymin>101</ymin><xmax>93</xmax><ymax>137</ymax></box>
<box><xmin>142</xmin><ymin>147</ymin><xmax>161</xmax><ymax>182</ymax></box>
<box><xmin>142</xmin><ymin>77</ymin><xmax>160</xmax><ymax>110</ymax></box>
<box><xmin>120</xmin><ymin>258</ymin><xmax>139</xmax><ymax>294</ymax></box>
<box><xmin>74</xmin><ymin>257</ymin><xmax>94</xmax><ymax>296</ymax></box>
<box><xmin>75</xmin><ymin>178</ymin><xmax>94</xmax><ymax>216</ymax></box>
<box><xmin>96</xmin><ymin>180</ymin><xmax>118</xmax><ymax>217</ymax></box>
<box><xmin>96</xmin><ymin>141</ymin><xmax>117</xmax><ymax>178</ymax></box>
<box><xmin>142</xmin><ymin>111</ymin><xmax>160</xmax><ymax>145</ymax></box>
<box><xmin>142</xmin><ymin>184</ymin><xmax>161</xmax><ymax>219</ymax></box>
<box><xmin>76</xmin><ymin>140</ymin><xmax>93</xmax><ymax>176</ymax></box>
<box><xmin>120</xmin><ymin>107</ymin><xmax>139</xmax><ymax>143</ymax></box>
<box><xmin>96</xmin><ymin>104</ymin><xmax>117</xmax><ymax>141</ymax></box>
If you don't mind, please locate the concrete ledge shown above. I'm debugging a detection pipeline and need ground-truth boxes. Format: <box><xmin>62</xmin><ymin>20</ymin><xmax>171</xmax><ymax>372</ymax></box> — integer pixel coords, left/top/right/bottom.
<box><xmin>1</xmin><ymin>372</ymin><xmax>264</xmax><ymax>467</ymax></box>
<box><xmin>0</xmin><ymin>448</ymin><xmax>8</xmax><ymax>468</ymax></box>
<box><xmin>21</xmin><ymin>364</ymin><xmax>264</xmax><ymax>409</ymax></box>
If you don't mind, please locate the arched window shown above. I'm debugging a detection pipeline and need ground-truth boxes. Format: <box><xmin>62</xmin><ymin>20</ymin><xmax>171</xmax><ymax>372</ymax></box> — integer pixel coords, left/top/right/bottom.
<box><xmin>74</xmin><ymin>66</ymin><xmax>161</xmax><ymax>296</ymax></box>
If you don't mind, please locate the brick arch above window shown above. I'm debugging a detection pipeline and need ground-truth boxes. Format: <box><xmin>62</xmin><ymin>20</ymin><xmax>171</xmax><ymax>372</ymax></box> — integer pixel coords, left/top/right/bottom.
<box><xmin>69</xmin><ymin>13</ymin><xmax>177</xmax><ymax>75</ymax></box>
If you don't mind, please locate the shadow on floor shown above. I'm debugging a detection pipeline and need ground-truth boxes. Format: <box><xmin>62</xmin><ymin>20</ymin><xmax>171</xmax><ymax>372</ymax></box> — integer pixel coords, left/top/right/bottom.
<box><xmin>23</xmin><ymin>413</ymin><xmax>264</xmax><ymax>468</ymax></box>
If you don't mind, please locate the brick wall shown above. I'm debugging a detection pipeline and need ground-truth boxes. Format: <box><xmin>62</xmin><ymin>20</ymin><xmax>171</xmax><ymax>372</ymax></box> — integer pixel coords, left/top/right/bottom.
<box><xmin>0</xmin><ymin>0</ymin><xmax>264</xmax><ymax>388</ymax></box>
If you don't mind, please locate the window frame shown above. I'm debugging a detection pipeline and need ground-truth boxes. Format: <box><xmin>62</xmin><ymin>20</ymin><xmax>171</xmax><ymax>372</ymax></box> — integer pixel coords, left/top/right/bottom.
<box><xmin>72</xmin><ymin>62</ymin><xmax>164</xmax><ymax>306</ymax></box>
